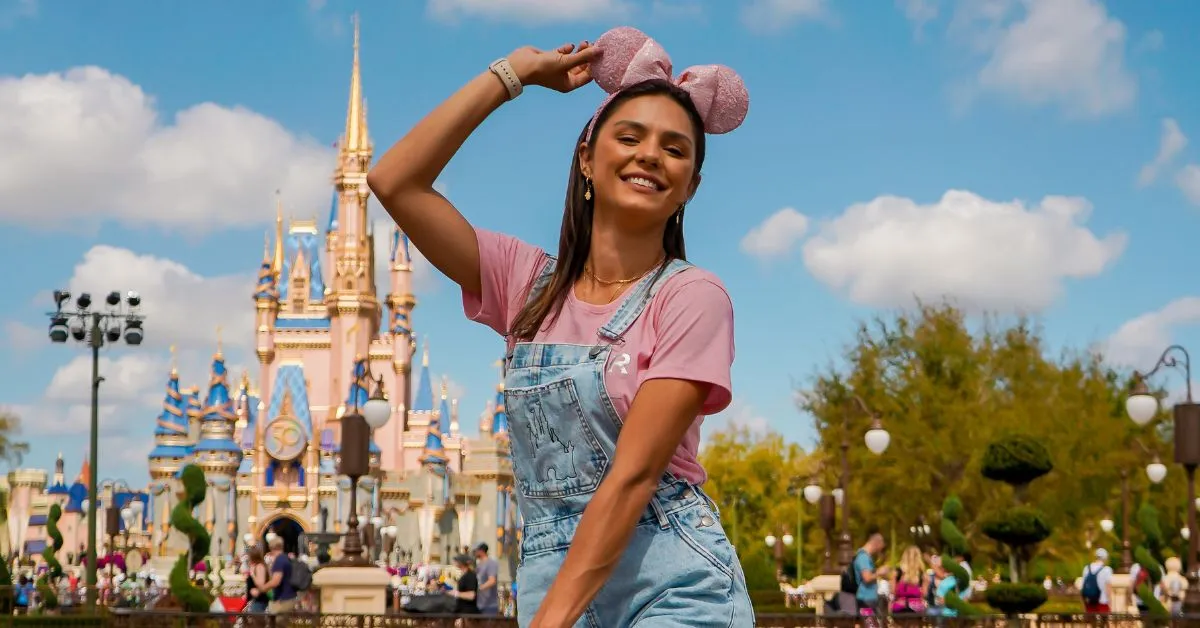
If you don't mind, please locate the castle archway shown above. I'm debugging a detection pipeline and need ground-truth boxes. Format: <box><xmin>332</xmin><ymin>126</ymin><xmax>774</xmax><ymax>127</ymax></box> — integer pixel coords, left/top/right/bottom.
<box><xmin>258</xmin><ymin>513</ymin><xmax>306</xmax><ymax>557</ymax></box>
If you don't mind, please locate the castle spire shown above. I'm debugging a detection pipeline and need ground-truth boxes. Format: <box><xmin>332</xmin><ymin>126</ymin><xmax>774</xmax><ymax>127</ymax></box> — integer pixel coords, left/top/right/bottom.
<box><xmin>343</xmin><ymin>13</ymin><xmax>367</xmax><ymax>153</ymax></box>
<box><xmin>272</xmin><ymin>191</ymin><xmax>285</xmax><ymax>280</ymax></box>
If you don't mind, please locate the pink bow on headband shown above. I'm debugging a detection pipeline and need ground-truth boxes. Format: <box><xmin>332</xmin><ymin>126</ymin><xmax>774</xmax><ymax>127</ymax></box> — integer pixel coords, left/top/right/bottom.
<box><xmin>586</xmin><ymin>26</ymin><xmax>749</xmax><ymax>140</ymax></box>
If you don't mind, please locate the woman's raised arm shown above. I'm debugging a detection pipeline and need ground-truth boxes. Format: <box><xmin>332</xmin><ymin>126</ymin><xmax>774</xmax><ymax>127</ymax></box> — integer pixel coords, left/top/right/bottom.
<box><xmin>367</xmin><ymin>42</ymin><xmax>598</xmax><ymax>295</ymax></box>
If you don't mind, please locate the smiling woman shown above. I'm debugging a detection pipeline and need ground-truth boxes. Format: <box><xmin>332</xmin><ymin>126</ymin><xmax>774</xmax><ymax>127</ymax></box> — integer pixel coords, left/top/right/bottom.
<box><xmin>368</xmin><ymin>26</ymin><xmax>751</xmax><ymax>628</ymax></box>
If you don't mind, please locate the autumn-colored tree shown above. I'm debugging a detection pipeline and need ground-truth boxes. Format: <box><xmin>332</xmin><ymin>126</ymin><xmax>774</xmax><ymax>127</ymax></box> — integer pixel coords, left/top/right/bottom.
<box><xmin>700</xmin><ymin>423</ymin><xmax>820</xmax><ymax>582</ymax></box>
<box><xmin>795</xmin><ymin>302</ymin><xmax>1180</xmax><ymax>575</ymax></box>
<box><xmin>0</xmin><ymin>409</ymin><xmax>30</xmax><ymax>469</ymax></box>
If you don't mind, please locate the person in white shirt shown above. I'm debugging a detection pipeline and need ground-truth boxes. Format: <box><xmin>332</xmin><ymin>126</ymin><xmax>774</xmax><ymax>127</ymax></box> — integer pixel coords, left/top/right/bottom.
<box><xmin>1080</xmin><ymin>548</ymin><xmax>1114</xmax><ymax>614</ymax></box>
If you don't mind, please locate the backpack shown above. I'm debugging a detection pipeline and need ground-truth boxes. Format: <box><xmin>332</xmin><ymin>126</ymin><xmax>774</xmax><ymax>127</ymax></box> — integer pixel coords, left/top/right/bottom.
<box><xmin>1133</xmin><ymin>565</ymin><xmax>1150</xmax><ymax>593</ymax></box>
<box><xmin>290</xmin><ymin>559</ymin><xmax>313</xmax><ymax>591</ymax></box>
<box><xmin>1081</xmin><ymin>566</ymin><xmax>1102</xmax><ymax>605</ymax></box>
<box><xmin>840</xmin><ymin>550</ymin><xmax>866</xmax><ymax>594</ymax></box>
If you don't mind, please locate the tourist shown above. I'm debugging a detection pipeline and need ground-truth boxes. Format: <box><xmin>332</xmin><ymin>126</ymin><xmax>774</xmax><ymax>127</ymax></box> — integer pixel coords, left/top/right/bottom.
<box><xmin>1162</xmin><ymin>557</ymin><xmax>1187</xmax><ymax>614</ymax></box>
<box><xmin>244</xmin><ymin>546</ymin><xmax>270</xmax><ymax>613</ymax></box>
<box><xmin>473</xmin><ymin>543</ymin><xmax>499</xmax><ymax>616</ymax></box>
<box><xmin>369</xmin><ymin>25</ymin><xmax>751</xmax><ymax>627</ymax></box>
<box><xmin>927</xmin><ymin>556</ymin><xmax>958</xmax><ymax>618</ymax></box>
<box><xmin>1080</xmin><ymin>548</ymin><xmax>1113</xmax><ymax>614</ymax></box>
<box><xmin>262</xmin><ymin>536</ymin><xmax>298</xmax><ymax>612</ymax></box>
<box><xmin>850</xmin><ymin>532</ymin><xmax>886</xmax><ymax>616</ymax></box>
<box><xmin>890</xmin><ymin>546</ymin><xmax>927</xmax><ymax>615</ymax></box>
<box><xmin>449</xmin><ymin>554</ymin><xmax>480</xmax><ymax>615</ymax></box>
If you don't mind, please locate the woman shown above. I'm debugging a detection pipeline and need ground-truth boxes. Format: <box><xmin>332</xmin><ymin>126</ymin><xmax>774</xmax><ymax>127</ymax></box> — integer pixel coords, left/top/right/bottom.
<box><xmin>244</xmin><ymin>546</ymin><xmax>271</xmax><ymax>613</ymax></box>
<box><xmin>369</xmin><ymin>26</ymin><xmax>751</xmax><ymax>628</ymax></box>
<box><xmin>890</xmin><ymin>546</ymin><xmax>926</xmax><ymax>615</ymax></box>
<box><xmin>449</xmin><ymin>554</ymin><xmax>481</xmax><ymax>615</ymax></box>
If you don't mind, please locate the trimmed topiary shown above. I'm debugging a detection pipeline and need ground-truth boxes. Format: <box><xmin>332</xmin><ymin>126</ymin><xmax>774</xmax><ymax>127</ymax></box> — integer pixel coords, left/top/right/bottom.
<box><xmin>981</xmin><ymin>435</ymin><xmax>1052</xmax><ymax>487</ymax></box>
<box><xmin>980</xmin><ymin>434</ymin><xmax>1053</xmax><ymax>615</ymax></box>
<box><xmin>940</xmin><ymin>494</ymin><xmax>980</xmax><ymax>615</ymax></box>
<box><xmin>36</xmin><ymin>504</ymin><xmax>64</xmax><ymax>610</ymax></box>
<box><xmin>166</xmin><ymin>465</ymin><xmax>212</xmax><ymax>612</ymax></box>
<box><xmin>985</xmin><ymin>581</ymin><xmax>1048</xmax><ymax>615</ymax></box>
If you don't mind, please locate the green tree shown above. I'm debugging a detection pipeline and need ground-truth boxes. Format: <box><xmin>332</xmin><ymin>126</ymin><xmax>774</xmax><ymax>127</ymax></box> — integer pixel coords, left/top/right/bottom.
<box><xmin>0</xmin><ymin>409</ymin><xmax>30</xmax><ymax>468</ymax></box>
<box><xmin>700</xmin><ymin>423</ymin><xmax>819</xmax><ymax>580</ymax></box>
<box><xmin>795</xmin><ymin>302</ymin><xmax>1181</xmax><ymax>575</ymax></box>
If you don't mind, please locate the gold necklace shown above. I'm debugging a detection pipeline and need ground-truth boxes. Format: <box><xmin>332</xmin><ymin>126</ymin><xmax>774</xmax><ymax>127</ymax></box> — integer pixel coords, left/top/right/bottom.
<box><xmin>584</xmin><ymin>257</ymin><xmax>665</xmax><ymax>303</ymax></box>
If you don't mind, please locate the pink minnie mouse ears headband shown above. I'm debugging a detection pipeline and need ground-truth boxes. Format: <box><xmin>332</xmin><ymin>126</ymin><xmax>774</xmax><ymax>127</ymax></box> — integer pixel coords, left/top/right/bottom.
<box><xmin>585</xmin><ymin>26</ymin><xmax>750</xmax><ymax>142</ymax></box>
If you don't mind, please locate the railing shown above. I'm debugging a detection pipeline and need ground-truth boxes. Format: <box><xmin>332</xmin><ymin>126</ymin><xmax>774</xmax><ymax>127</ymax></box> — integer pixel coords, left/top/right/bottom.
<box><xmin>9</xmin><ymin>611</ymin><xmax>1200</xmax><ymax>627</ymax></box>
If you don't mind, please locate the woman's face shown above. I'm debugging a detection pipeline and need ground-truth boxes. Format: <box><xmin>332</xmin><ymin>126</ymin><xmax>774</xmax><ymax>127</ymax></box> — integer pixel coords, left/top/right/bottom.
<box><xmin>582</xmin><ymin>93</ymin><xmax>700</xmax><ymax>227</ymax></box>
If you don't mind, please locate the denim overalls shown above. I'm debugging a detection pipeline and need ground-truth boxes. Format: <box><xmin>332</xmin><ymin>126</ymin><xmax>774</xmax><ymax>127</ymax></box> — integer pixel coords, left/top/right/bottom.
<box><xmin>505</xmin><ymin>257</ymin><xmax>754</xmax><ymax>627</ymax></box>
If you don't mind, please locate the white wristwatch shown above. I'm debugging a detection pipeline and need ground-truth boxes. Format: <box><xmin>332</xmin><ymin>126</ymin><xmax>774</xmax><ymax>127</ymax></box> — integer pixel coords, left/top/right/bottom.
<box><xmin>489</xmin><ymin>58</ymin><xmax>523</xmax><ymax>100</ymax></box>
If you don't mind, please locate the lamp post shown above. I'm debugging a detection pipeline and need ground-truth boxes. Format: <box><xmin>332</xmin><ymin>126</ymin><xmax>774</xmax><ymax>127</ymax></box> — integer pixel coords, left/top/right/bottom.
<box><xmin>47</xmin><ymin>290</ymin><xmax>144</xmax><ymax>609</ymax></box>
<box><xmin>765</xmin><ymin>529</ymin><xmax>795</xmax><ymax>582</ymax></box>
<box><xmin>835</xmin><ymin>395</ymin><xmax>890</xmax><ymax>570</ymax></box>
<box><xmin>909</xmin><ymin>517</ymin><xmax>932</xmax><ymax>550</ymax></box>
<box><xmin>1126</xmin><ymin>344</ymin><xmax>1200</xmax><ymax>612</ymax></box>
<box><xmin>336</xmin><ymin>372</ymin><xmax>392</xmax><ymax>566</ymax></box>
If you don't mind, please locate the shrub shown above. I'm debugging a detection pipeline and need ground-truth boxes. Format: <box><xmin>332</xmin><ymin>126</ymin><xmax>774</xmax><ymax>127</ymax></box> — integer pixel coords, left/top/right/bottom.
<box><xmin>36</xmin><ymin>504</ymin><xmax>64</xmax><ymax>610</ymax></box>
<box><xmin>980</xmin><ymin>435</ymin><xmax>1053</xmax><ymax>614</ymax></box>
<box><xmin>984</xmin><ymin>581</ymin><xmax>1048</xmax><ymax>615</ymax></box>
<box><xmin>166</xmin><ymin>465</ymin><xmax>212</xmax><ymax>612</ymax></box>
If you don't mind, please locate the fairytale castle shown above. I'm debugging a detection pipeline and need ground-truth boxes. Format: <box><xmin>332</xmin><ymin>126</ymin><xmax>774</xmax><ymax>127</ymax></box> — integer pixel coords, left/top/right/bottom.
<box><xmin>141</xmin><ymin>20</ymin><xmax>517</xmax><ymax>576</ymax></box>
<box><xmin>13</xmin><ymin>22</ymin><xmax>523</xmax><ymax>582</ymax></box>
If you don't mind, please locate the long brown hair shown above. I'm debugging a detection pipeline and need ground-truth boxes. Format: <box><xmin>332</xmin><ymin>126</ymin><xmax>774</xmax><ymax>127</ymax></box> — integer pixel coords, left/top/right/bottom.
<box><xmin>509</xmin><ymin>79</ymin><xmax>708</xmax><ymax>341</ymax></box>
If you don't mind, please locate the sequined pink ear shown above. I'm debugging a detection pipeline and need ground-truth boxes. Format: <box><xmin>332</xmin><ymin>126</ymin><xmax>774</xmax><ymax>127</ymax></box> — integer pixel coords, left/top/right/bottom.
<box><xmin>591</xmin><ymin>26</ymin><xmax>663</xmax><ymax>95</ymax></box>
<box><xmin>676</xmin><ymin>65</ymin><xmax>749</xmax><ymax>135</ymax></box>
<box><xmin>588</xmin><ymin>26</ymin><xmax>750</xmax><ymax>137</ymax></box>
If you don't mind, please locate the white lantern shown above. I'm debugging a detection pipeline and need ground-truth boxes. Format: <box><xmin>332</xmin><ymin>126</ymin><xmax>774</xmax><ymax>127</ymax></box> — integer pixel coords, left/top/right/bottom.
<box><xmin>765</xmin><ymin>535</ymin><xmax>777</xmax><ymax>548</ymax></box>
<box><xmin>782</xmin><ymin>534</ymin><xmax>794</xmax><ymax>546</ymax></box>
<box><xmin>120</xmin><ymin>506</ymin><xmax>133</xmax><ymax>523</ymax></box>
<box><xmin>832</xmin><ymin>488</ymin><xmax>844</xmax><ymax>505</ymax></box>
<box><xmin>363</xmin><ymin>395</ymin><xmax>392</xmax><ymax>430</ymax></box>
<box><xmin>1126</xmin><ymin>393</ymin><xmax>1159</xmax><ymax>426</ymax></box>
<box><xmin>1147</xmin><ymin>461</ymin><xmax>1168</xmax><ymax>484</ymax></box>
<box><xmin>802</xmin><ymin>484</ymin><xmax>823</xmax><ymax>505</ymax></box>
<box><xmin>864</xmin><ymin>427</ymin><xmax>890</xmax><ymax>455</ymax></box>
<box><xmin>923</xmin><ymin>524</ymin><xmax>931</xmax><ymax>535</ymax></box>
<box><xmin>1183</xmin><ymin>527</ymin><xmax>1191</xmax><ymax>541</ymax></box>
<box><xmin>1100</xmin><ymin>518</ymin><xmax>1114</xmax><ymax>533</ymax></box>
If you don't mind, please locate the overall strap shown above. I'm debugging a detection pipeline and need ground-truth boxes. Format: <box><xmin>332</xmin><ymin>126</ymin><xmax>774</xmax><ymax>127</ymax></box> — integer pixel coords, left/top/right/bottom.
<box><xmin>598</xmin><ymin>258</ymin><xmax>692</xmax><ymax>341</ymax></box>
<box><xmin>504</xmin><ymin>256</ymin><xmax>557</xmax><ymax>356</ymax></box>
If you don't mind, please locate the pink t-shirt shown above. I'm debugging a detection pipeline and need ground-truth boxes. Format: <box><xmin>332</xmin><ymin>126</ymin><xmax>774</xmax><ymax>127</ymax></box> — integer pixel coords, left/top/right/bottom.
<box><xmin>461</xmin><ymin>228</ymin><xmax>734</xmax><ymax>485</ymax></box>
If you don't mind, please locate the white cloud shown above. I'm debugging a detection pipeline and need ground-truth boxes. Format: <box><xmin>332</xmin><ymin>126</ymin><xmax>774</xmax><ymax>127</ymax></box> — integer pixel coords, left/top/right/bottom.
<box><xmin>801</xmin><ymin>190</ymin><xmax>1126</xmax><ymax>312</ymax></box>
<box><xmin>0</xmin><ymin>67</ymin><xmax>333</xmax><ymax>232</ymax></box>
<box><xmin>740</xmin><ymin>207</ymin><xmax>810</xmax><ymax>261</ymax></box>
<box><xmin>960</xmin><ymin>0</ymin><xmax>1136</xmax><ymax>118</ymax></box>
<box><xmin>897</xmin><ymin>0</ymin><xmax>939</xmax><ymax>37</ymax></box>
<box><xmin>65</xmin><ymin>245</ymin><xmax>254</xmax><ymax>353</ymax></box>
<box><xmin>700</xmin><ymin>399</ymin><xmax>770</xmax><ymax>446</ymax></box>
<box><xmin>1106</xmin><ymin>298</ymin><xmax>1200</xmax><ymax>368</ymax></box>
<box><xmin>741</xmin><ymin>0</ymin><xmax>830</xmax><ymax>32</ymax></box>
<box><xmin>0</xmin><ymin>0</ymin><xmax>35</xmax><ymax>28</ymax></box>
<box><xmin>1136</xmin><ymin>30</ymin><xmax>1164</xmax><ymax>53</ymax></box>
<box><xmin>1177</xmin><ymin>165</ymin><xmax>1200</xmax><ymax>206</ymax></box>
<box><xmin>427</xmin><ymin>0</ymin><xmax>628</xmax><ymax>23</ymax></box>
<box><xmin>1138</xmin><ymin>118</ymin><xmax>1187</xmax><ymax>187</ymax></box>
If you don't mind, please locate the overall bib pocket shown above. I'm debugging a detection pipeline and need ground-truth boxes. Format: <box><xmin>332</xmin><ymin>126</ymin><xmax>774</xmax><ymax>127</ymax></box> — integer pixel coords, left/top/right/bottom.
<box><xmin>505</xmin><ymin>378</ymin><xmax>610</xmax><ymax>499</ymax></box>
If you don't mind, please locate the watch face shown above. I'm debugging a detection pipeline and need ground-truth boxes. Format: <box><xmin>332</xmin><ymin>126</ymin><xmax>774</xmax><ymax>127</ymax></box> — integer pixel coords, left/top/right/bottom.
<box><xmin>265</xmin><ymin>416</ymin><xmax>308</xmax><ymax>462</ymax></box>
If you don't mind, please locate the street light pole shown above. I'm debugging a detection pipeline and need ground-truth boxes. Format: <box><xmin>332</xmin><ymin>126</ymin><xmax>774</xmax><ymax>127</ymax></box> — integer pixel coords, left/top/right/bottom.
<box><xmin>835</xmin><ymin>394</ymin><xmax>890</xmax><ymax>570</ymax></box>
<box><xmin>46</xmin><ymin>290</ymin><xmax>143</xmax><ymax>610</ymax></box>
<box><xmin>1120</xmin><ymin>469</ymin><xmax>1132</xmax><ymax>572</ymax></box>
<box><xmin>1125</xmin><ymin>344</ymin><xmax>1200</xmax><ymax>613</ymax></box>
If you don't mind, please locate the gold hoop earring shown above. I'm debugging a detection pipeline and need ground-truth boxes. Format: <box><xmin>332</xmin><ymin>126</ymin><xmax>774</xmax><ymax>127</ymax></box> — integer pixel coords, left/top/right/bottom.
<box><xmin>676</xmin><ymin>204</ymin><xmax>685</xmax><ymax>224</ymax></box>
<box><xmin>584</xmin><ymin>178</ymin><xmax>593</xmax><ymax>202</ymax></box>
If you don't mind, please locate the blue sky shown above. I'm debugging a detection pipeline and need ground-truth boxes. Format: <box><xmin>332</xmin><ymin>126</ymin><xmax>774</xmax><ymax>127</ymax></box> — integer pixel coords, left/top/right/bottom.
<box><xmin>1</xmin><ymin>0</ymin><xmax>1198</xmax><ymax>487</ymax></box>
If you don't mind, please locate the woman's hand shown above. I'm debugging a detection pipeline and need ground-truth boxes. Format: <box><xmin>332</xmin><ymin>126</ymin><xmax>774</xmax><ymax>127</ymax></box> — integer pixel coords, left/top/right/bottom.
<box><xmin>508</xmin><ymin>41</ymin><xmax>599</xmax><ymax>93</ymax></box>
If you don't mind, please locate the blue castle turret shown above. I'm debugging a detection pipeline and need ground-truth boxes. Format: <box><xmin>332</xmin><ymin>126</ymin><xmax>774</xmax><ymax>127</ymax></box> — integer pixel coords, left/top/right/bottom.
<box><xmin>148</xmin><ymin>358</ymin><xmax>193</xmax><ymax>480</ymax></box>
<box><xmin>192</xmin><ymin>348</ymin><xmax>243</xmax><ymax>477</ymax></box>
<box><xmin>254</xmin><ymin>233</ymin><xmax>278</xmax><ymax>301</ymax></box>
<box><xmin>491</xmin><ymin>384</ymin><xmax>509</xmax><ymax>440</ymax></box>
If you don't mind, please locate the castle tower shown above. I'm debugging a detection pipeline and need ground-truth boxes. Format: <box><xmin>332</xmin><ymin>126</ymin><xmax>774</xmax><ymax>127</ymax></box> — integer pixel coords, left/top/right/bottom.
<box><xmin>148</xmin><ymin>351</ymin><xmax>192</xmax><ymax>482</ymax></box>
<box><xmin>325</xmin><ymin>13</ymin><xmax>380</xmax><ymax>402</ymax></box>
<box><xmin>192</xmin><ymin>341</ymin><xmax>243</xmax><ymax>556</ymax></box>
<box><xmin>388</xmin><ymin>225</ymin><xmax>416</xmax><ymax>439</ymax></box>
<box><xmin>256</xmin><ymin>208</ymin><xmax>282</xmax><ymax>398</ymax></box>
